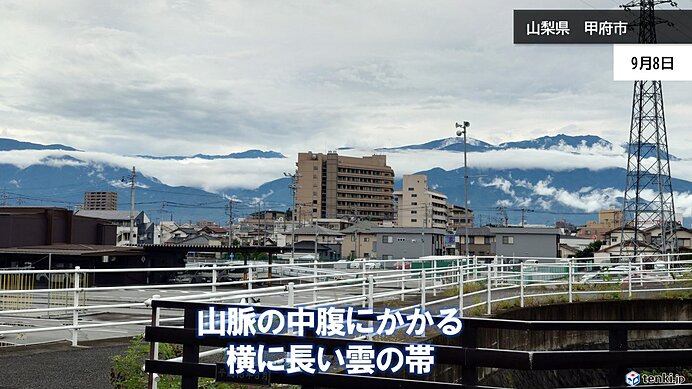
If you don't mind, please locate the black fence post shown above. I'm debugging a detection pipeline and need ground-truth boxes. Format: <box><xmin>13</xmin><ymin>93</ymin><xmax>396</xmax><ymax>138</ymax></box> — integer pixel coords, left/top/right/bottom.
<box><xmin>181</xmin><ymin>308</ymin><xmax>200</xmax><ymax>389</ymax></box>
<box><xmin>147</xmin><ymin>304</ymin><xmax>158</xmax><ymax>389</ymax></box>
<box><xmin>608</xmin><ymin>329</ymin><xmax>628</xmax><ymax>387</ymax></box>
<box><xmin>461</xmin><ymin>321</ymin><xmax>477</xmax><ymax>386</ymax></box>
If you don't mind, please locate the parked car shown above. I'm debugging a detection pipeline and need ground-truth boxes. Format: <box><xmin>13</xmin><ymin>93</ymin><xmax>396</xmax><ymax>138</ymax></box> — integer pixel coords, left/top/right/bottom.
<box><xmin>350</xmin><ymin>259</ymin><xmax>380</xmax><ymax>269</ymax></box>
<box><xmin>218</xmin><ymin>267</ymin><xmax>247</xmax><ymax>282</ymax></box>
<box><xmin>169</xmin><ymin>271</ymin><xmax>210</xmax><ymax>284</ymax></box>
<box><xmin>392</xmin><ymin>261</ymin><xmax>411</xmax><ymax>270</ymax></box>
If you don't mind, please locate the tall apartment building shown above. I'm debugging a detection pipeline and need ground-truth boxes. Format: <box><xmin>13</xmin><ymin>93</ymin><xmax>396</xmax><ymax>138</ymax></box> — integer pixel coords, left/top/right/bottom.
<box><xmin>295</xmin><ymin>152</ymin><xmax>394</xmax><ymax>222</ymax></box>
<box><xmin>83</xmin><ymin>191</ymin><xmax>118</xmax><ymax>211</ymax></box>
<box><xmin>394</xmin><ymin>174</ymin><xmax>448</xmax><ymax>229</ymax></box>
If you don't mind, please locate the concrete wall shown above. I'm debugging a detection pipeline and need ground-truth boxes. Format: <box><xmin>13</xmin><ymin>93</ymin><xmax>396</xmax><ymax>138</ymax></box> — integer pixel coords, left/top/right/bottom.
<box><xmin>477</xmin><ymin>299</ymin><xmax>692</xmax><ymax>388</ymax></box>
<box><xmin>481</xmin><ymin>299</ymin><xmax>692</xmax><ymax>352</ymax></box>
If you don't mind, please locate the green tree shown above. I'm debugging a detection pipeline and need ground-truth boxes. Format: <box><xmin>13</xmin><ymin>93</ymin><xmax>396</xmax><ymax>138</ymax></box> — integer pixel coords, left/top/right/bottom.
<box><xmin>575</xmin><ymin>240</ymin><xmax>603</xmax><ymax>258</ymax></box>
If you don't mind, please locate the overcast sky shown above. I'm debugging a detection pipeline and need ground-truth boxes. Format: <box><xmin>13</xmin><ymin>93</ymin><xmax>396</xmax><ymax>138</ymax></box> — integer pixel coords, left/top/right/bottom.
<box><xmin>2</xmin><ymin>0</ymin><xmax>691</xmax><ymax>159</ymax></box>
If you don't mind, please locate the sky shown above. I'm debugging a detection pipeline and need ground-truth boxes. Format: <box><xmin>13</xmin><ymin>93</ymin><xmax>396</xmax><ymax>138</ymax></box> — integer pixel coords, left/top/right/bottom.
<box><xmin>1</xmin><ymin>0</ymin><xmax>692</xmax><ymax>203</ymax></box>
<box><xmin>1</xmin><ymin>0</ymin><xmax>691</xmax><ymax>158</ymax></box>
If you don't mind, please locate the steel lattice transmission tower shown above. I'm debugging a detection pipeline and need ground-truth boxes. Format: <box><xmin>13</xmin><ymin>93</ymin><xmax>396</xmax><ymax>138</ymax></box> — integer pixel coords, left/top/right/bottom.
<box><xmin>620</xmin><ymin>0</ymin><xmax>678</xmax><ymax>256</ymax></box>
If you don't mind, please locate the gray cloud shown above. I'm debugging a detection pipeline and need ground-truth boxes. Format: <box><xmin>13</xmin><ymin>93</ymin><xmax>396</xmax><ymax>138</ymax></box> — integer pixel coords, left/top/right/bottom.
<box><xmin>0</xmin><ymin>0</ymin><xmax>689</xmax><ymax>162</ymax></box>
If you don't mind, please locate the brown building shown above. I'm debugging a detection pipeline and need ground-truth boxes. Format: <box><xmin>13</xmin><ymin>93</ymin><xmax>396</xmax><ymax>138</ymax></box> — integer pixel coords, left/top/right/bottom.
<box><xmin>577</xmin><ymin>208</ymin><xmax>623</xmax><ymax>241</ymax></box>
<box><xmin>83</xmin><ymin>191</ymin><xmax>118</xmax><ymax>210</ymax></box>
<box><xmin>295</xmin><ymin>152</ymin><xmax>394</xmax><ymax>222</ymax></box>
<box><xmin>447</xmin><ymin>204</ymin><xmax>474</xmax><ymax>232</ymax></box>
<box><xmin>0</xmin><ymin>207</ymin><xmax>117</xmax><ymax>248</ymax></box>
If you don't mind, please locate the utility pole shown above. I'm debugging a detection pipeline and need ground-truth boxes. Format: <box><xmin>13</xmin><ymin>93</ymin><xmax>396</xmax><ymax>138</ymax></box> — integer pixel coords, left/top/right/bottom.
<box><xmin>285</xmin><ymin>172</ymin><xmax>298</xmax><ymax>265</ymax></box>
<box><xmin>497</xmin><ymin>206</ymin><xmax>509</xmax><ymax>227</ymax></box>
<box><xmin>520</xmin><ymin>208</ymin><xmax>534</xmax><ymax>227</ymax></box>
<box><xmin>128</xmin><ymin>167</ymin><xmax>136</xmax><ymax>246</ymax></box>
<box><xmin>424</xmin><ymin>203</ymin><xmax>429</xmax><ymax>228</ymax></box>
<box><xmin>456</xmin><ymin>121</ymin><xmax>471</xmax><ymax>257</ymax></box>
<box><xmin>314</xmin><ymin>217</ymin><xmax>319</xmax><ymax>262</ymax></box>
<box><xmin>620</xmin><ymin>0</ymin><xmax>679</xmax><ymax>256</ymax></box>
<box><xmin>226</xmin><ymin>198</ymin><xmax>234</xmax><ymax>257</ymax></box>
<box><xmin>259</xmin><ymin>201</ymin><xmax>264</xmax><ymax>246</ymax></box>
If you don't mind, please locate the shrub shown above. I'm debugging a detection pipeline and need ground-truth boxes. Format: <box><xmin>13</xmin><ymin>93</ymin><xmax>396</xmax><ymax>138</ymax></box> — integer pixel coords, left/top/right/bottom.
<box><xmin>110</xmin><ymin>335</ymin><xmax>233</xmax><ymax>389</ymax></box>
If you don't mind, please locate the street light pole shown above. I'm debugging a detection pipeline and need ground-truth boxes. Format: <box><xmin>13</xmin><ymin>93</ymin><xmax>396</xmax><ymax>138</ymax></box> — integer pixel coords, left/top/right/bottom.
<box><xmin>284</xmin><ymin>172</ymin><xmax>298</xmax><ymax>265</ymax></box>
<box><xmin>456</xmin><ymin>121</ymin><xmax>471</xmax><ymax>258</ymax></box>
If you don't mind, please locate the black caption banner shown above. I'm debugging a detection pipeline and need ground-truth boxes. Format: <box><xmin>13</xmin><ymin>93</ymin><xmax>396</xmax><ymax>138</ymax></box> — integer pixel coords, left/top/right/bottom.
<box><xmin>514</xmin><ymin>10</ymin><xmax>692</xmax><ymax>44</ymax></box>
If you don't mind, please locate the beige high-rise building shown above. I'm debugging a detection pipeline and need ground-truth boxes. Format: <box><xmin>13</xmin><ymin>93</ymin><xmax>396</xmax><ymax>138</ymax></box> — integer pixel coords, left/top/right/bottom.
<box><xmin>83</xmin><ymin>191</ymin><xmax>118</xmax><ymax>211</ymax></box>
<box><xmin>295</xmin><ymin>152</ymin><xmax>394</xmax><ymax>222</ymax></box>
<box><xmin>394</xmin><ymin>174</ymin><xmax>448</xmax><ymax>229</ymax></box>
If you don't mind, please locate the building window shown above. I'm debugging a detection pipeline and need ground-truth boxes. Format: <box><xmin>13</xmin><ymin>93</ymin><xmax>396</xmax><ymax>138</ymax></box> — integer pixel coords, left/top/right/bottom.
<box><xmin>382</xmin><ymin>235</ymin><xmax>393</xmax><ymax>243</ymax></box>
<box><xmin>397</xmin><ymin>237</ymin><xmax>406</xmax><ymax>242</ymax></box>
<box><xmin>412</xmin><ymin>202</ymin><xmax>417</xmax><ymax>206</ymax></box>
<box><xmin>411</xmin><ymin>219</ymin><xmax>417</xmax><ymax>223</ymax></box>
<box><xmin>411</xmin><ymin>194</ymin><xmax>417</xmax><ymax>198</ymax></box>
<box><xmin>411</xmin><ymin>210</ymin><xmax>417</xmax><ymax>214</ymax></box>
<box><xmin>408</xmin><ymin>187</ymin><xmax>414</xmax><ymax>191</ymax></box>
<box><xmin>502</xmin><ymin>236</ymin><xmax>514</xmax><ymax>244</ymax></box>
<box><xmin>364</xmin><ymin>237</ymin><xmax>369</xmax><ymax>242</ymax></box>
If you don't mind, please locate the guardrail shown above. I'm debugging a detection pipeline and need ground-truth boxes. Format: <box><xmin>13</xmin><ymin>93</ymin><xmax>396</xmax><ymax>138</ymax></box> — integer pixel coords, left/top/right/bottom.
<box><xmin>1</xmin><ymin>253</ymin><xmax>692</xmax><ymax>347</ymax></box>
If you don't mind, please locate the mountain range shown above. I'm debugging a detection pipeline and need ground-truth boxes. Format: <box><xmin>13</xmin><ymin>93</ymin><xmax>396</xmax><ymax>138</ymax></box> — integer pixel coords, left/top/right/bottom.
<box><xmin>376</xmin><ymin>134</ymin><xmax>615</xmax><ymax>153</ymax></box>
<box><xmin>136</xmin><ymin>150</ymin><xmax>286</xmax><ymax>160</ymax></box>
<box><xmin>0</xmin><ymin>134</ymin><xmax>689</xmax><ymax>227</ymax></box>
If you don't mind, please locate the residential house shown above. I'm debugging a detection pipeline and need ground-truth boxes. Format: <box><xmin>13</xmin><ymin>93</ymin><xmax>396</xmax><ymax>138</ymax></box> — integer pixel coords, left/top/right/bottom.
<box><xmin>644</xmin><ymin>225</ymin><xmax>692</xmax><ymax>250</ymax></box>
<box><xmin>594</xmin><ymin>240</ymin><xmax>659</xmax><ymax>263</ymax></box>
<box><xmin>289</xmin><ymin>225</ymin><xmax>343</xmax><ymax>261</ymax></box>
<box><xmin>341</xmin><ymin>224</ymin><xmax>446</xmax><ymax>261</ymax></box>
<box><xmin>457</xmin><ymin>226</ymin><xmax>560</xmax><ymax>261</ymax></box>
<box><xmin>559</xmin><ymin>244</ymin><xmax>580</xmax><ymax>258</ymax></box>
<box><xmin>560</xmin><ymin>235</ymin><xmax>596</xmax><ymax>250</ymax></box>
<box><xmin>75</xmin><ymin>210</ymin><xmax>150</xmax><ymax>246</ymax></box>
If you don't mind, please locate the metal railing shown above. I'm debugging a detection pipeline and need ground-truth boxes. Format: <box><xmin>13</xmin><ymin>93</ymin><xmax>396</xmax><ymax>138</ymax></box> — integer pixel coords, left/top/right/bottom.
<box><xmin>1</xmin><ymin>253</ymin><xmax>692</xmax><ymax>347</ymax></box>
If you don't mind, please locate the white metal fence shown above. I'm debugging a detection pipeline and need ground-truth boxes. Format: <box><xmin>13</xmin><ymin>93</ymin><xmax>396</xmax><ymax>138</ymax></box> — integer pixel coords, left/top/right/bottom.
<box><xmin>1</xmin><ymin>253</ymin><xmax>692</xmax><ymax>347</ymax></box>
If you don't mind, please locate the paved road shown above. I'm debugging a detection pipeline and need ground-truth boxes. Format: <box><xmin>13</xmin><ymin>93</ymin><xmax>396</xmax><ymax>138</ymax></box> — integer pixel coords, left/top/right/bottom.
<box><xmin>0</xmin><ymin>338</ymin><xmax>130</xmax><ymax>389</ymax></box>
